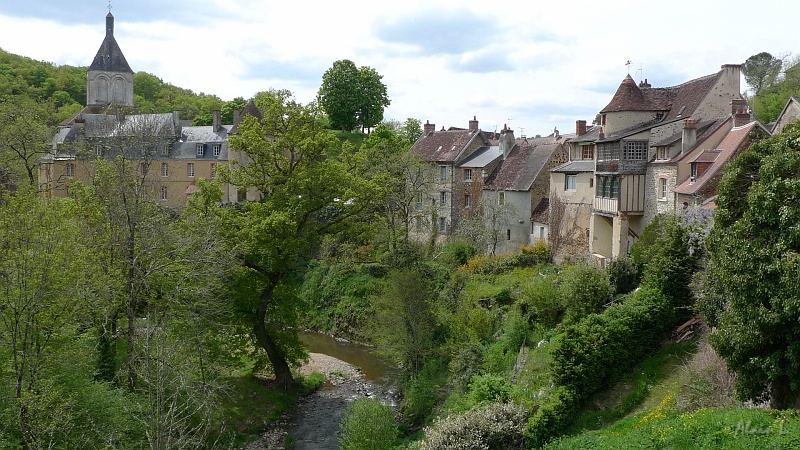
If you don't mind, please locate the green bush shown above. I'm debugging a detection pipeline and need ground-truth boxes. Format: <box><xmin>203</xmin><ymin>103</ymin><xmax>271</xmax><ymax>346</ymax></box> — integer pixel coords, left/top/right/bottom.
<box><xmin>469</xmin><ymin>374</ymin><xmax>511</xmax><ymax>404</ymax></box>
<box><xmin>523</xmin><ymin>276</ymin><xmax>563</xmax><ymax>327</ymax></box>
<box><xmin>440</xmin><ymin>240</ymin><xmax>479</xmax><ymax>268</ymax></box>
<box><xmin>606</xmin><ymin>256</ymin><xmax>639</xmax><ymax>295</ymax></box>
<box><xmin>420</xmin><ymin>402</ymin><xmax>528</xmax><ymax>450</ymax></box>
<box><xmin>401</xmin><ymin>361</ymin><xmax>447</xmax><ymax>427</ymax></box>
<box><xmin>339</xmin><ymin>398</ymin><xmax>397</xmax><ymax>450</ymax></box>
<box><xmin>525</xmin><ymin>386</ymin><xmax>581</xmax><ymax>448</ymax></box>
<box><xmin>558</xmin><ymin>264</ymin><xmax>613</xmax><ymax>322</ymax></box>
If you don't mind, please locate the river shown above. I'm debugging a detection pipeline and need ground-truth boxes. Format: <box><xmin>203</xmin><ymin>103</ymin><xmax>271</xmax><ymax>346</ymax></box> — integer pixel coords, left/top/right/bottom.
<box><xmin>252</xmin><ymin>332</ymin><xmax>400</xmax><ymax>450</ymax></box>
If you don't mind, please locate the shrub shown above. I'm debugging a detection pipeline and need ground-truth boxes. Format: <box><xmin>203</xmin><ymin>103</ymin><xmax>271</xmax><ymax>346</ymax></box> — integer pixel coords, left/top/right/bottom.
<box><xmin>469</xmin><ymin>374</ymin><xmax>511</xmax><ymax>404</ymax></box>
<box><xmin>448</xmin><ymin>343</ymin><xmax>485</xmax><ymax>393</ymax></box>
<box><xmin>439</xmin><ymin>240</ymin><xmax>479</xmax><ymax>268</ymax></box>
<box><xmin>339</xmin><ymin>398</ymin><xmax>397</xmax><ymax>450</ymax></box>
<box><xmin>521</xmin><ymin>241</ymin><xmax>552</xmax><ymax>263</ymax></box>
<box><xmin>523</xmin><ymin>276</ymin><xmax>563</xmax><ymax>327</ymax></box>
<box><xmin>606</xmin><ymin>256</ymin><xmax>639</xmax><ymax>295</ymax></box>
<box><xmin>558</xmin><ymin>264</ymin><xmax>613</xmax><ymax>322</ymax></box>
<box><xmin>419</xmin><ymin>402</ymin><xmax>528</xmax><ymax>450</ymax></box>
<box><xmin>525</xmin><ymin>386</ymin><xmax>580</xmax><ymax>448</ymax></box>
<box><xmin>402</xmin><ymin>361</ymin><xmax>447</xmax><ymax>427</ymax></box>
<box><xmin>677</xmin><ymin>340</ymin><xmax>737</xmax><ymax>411</ymax></box>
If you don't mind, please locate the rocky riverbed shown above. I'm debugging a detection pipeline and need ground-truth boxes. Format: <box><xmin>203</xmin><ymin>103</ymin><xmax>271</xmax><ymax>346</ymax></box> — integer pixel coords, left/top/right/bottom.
<box><xmin>244</xmin><ymin>352</ymin><xmax>397</xmax><ymax>450</ymax></box>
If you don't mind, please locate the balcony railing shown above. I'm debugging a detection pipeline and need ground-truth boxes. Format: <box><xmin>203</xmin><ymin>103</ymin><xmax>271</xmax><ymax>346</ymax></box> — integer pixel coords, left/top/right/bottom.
<box><xmin>594</xmin><ymin>196</ymin><xmax>618</xmax><ymax>214</ymax></box>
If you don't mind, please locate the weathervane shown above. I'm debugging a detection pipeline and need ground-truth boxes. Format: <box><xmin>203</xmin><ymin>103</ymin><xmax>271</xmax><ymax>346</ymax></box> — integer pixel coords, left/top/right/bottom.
<box><xmin>108</xmin><ymin>1</ymin><xmax>112</xmax><ymax>12</ymax></box>
<box><xmin>626</xmin><ymin>59</ymin><xmax>632</xmax><ymax>74</ymax></box>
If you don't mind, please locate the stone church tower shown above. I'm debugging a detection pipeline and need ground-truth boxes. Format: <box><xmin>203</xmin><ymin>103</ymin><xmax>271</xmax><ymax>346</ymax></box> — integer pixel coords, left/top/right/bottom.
<box><xmin>86</xmin><ymin>12</ymin><xmax>134</xmax><ymax>107</ymax></box>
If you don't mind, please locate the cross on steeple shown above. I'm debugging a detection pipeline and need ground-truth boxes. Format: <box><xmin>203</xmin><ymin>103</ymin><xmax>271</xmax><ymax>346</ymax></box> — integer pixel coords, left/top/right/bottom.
<box><xmin>108</xmin><ymin>1</ymin><xmax>113</xmax><ymax>12</ymax></box>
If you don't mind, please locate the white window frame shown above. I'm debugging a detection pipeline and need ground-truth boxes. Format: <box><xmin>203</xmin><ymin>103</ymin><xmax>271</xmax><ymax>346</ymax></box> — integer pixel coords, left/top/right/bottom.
<box><xmin>95</xmin><ymin>145</ymin><xmax>103</xmax><ymax>156</ymax></box>
<box><xmin>565</xmin><ymin>174</ymin><xmax>577</xmax><ymax>191</ymax></box>
<box><xmin>161</xmin><ymin>162</ymin><xmax>169</xmax><ymax>177</ymax></box>
<box><xmin>440</xmin><ymin>191</ymin><xmax>447</xmax><ymax>206</ymax></box>
<box><xmin>160</xmin><ymin>186</ymin><xmax>168</xmax><ymax>201</ymax></box>
<box><xmin>187</xmin><ymin>162</ymin><xmax>195</xmax><ymax>178</ymax></box>
<box><xmin>465</xmin><ymin>193</ymin><xmax>471</xmax><ymax>208</ymax></box>
<box><xmin>213</xmin><ymin>144</ymin><xmax>221</xmax><ymax>157</ymax></box>
<box><xmin>65</xmin><ymin>163</ymin><xmax>74</xmax><ymax>178</ymax></box>
<box><xmin>656</xmin><ymin>146</ymin><xmax>669</xmax><ymax>161</ymax></box>
<box><xmin>463</xmin><ymin>168</ymin><xmax>472</xmax><ymax>182</ymax></box>
<box><xmin>439</xmin><ymin>165</ymin><xmax>447</xmax><ymax>182</ymax></box>
<box><xmin>658</xmin><ymin>177</ymin><xmax>668</xmax><ymax>200</ymax></box>
<box><xmin>161</xmin><ymin>143</ymin><xmax>170</xmax><ymax>156</ymax></box>
<box><xmin>196</xmin><ymin>143</ymin><xmax>204</xmax><ymax>156</ymax></box>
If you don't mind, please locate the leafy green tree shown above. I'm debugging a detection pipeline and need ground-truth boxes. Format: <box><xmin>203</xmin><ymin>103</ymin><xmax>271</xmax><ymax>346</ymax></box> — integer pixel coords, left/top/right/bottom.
<box><xmin>0</xmin><ymin>95</ymin><xmax>56</xmax><ymax>187</ymax></box>
<box><xmin>558</xmin><ymin>263</ymin><xmax>613</xmax><ymax>322</ymax></box>
<box><xmin>707</xmin><ymin>123</ymin><xmax>800</xmax><ymax>409</ymax></box>
<box><xmin>742</xmin><ymin>52</ymin><xmax>784</xmax><ymax>94</ymax></box>
<box><xmin>222</xmin><ymin>89</ymin><xmax>370</xmax><ymax>388</ymax></box>
<box><xmin>318</xmin><ymin>60</ymin><xmax>390</xmax><ymax>133</ymax></box>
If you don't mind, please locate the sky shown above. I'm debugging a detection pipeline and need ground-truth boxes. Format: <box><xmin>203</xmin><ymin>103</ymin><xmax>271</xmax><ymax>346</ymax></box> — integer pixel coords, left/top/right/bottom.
<box><xmin>0</xmin><ymin>0</ymin><xmax>796</xmax><ymax>137</ymax></box>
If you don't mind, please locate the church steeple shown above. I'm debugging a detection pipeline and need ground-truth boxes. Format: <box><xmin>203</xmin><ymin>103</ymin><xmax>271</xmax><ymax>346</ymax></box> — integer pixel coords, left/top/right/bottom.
<box><xmin>87</xmin><ymin>11</ymin><xmax>134</xmax><ymax>107</ymax></box>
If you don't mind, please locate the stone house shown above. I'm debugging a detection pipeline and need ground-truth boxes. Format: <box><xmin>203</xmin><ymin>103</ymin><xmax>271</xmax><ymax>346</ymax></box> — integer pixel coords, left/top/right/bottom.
<box><xmin>772</xmin><ymin>96</ymin><xmax>800</xmax><ymax>135</ymax></box>
<box><xmin>587</xmin><ymin>65</ymin><xmax>743</xmax><ymax>261</ymax></box>
<box><xmin>410</xmin><ymin>117</ymin><xmax>496</xmax><ymax>243</ymax></box>
<box><xmin>482</xmin><ymin>127</ymin><xmax>569</xmax><ymax>255</ymax></box>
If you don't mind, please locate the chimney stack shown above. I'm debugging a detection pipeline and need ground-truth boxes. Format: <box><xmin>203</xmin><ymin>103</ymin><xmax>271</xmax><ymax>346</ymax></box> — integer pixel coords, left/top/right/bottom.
<box><xmin>682</xmin><ymin>119</ymin><xmax>697</xmax><ymax>154</ymax></box>
<box><xmin>212</xmin><ymin>110</ymin><xmax>221</xmax><ymax>132</ymax></box>
<box><xmin>233</xmin><ymin>109</ymin><xmax>241</xmax><ymax>125</ymax></box>
<box><xmin>731</xmin><ymin>99</ymin><xmax>750</xmax><ymax>127</ymax></box>
<box><xmin>576</xmin><ymin>120</ymin><xmax>587</xmax><ymax>136</ymax></box>
<box><xmin>469</xmin><ymin>116</ymin><xmax>479</xmax><ymax>132</ymax></box>
<box><xmin>500</xmin><ymin>125</ymin><xmax>515</xmax><ymax>160</ymax></box>
<box><xmin>423</xmin><ymin>120</ymin><xmax>435</xmax><ymax>135</ymax></box>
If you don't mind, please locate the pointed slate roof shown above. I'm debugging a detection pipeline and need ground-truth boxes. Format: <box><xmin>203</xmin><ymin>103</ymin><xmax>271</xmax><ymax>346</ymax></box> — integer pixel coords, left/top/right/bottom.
<box><xmin>229</xmin><ymin>100</ymin><xmax>264</xmax><ymax>134</ymax></box>
<box><xmin>89</xmin><ymin>12</ymin><xmax>132</xmax><ymax>73</ymax></box>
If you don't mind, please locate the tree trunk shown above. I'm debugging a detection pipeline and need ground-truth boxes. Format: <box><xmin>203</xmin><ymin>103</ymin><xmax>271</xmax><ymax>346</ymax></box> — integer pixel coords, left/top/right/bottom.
<box><xmin>255</xmin><ymin>274</ymin><xmax>296</xmax><ymax>390</ymax></box>
<box><xmin>769</xmin><ymin>375</ymin><xmax>798</xmax><ymax>409</ymax></box>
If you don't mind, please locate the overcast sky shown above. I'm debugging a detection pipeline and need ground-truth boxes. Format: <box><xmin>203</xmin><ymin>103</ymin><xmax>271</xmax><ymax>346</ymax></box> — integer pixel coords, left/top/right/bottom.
<box><xmin>0</xmin><ymin>0</ymin><xmax>795</xmax><ymax>137</ymax></box>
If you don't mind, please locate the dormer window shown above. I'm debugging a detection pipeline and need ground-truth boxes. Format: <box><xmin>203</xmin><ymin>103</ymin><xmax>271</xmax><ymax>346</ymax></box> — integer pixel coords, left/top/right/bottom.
<box><xmin>196</xmin><ymin>143</ymin><xmax>204</xmax><ymax>156</ymax></box>
<box><xmin>161</xmin><ymin>143</ymin><xmax>170</xmax><ymax>155</ymax></box>
<box><xmin>581</xmin><ymin>144</ymin><xmax>594</xmax><ymax>159</ymax></box>
<box><xmin>691</xmin><ymin>163</ymin><xmax>698</xmax><ymax>181</ymax></box>
<box><xmin>656</xmin><ymin>146</ymin><xmax>669</xmax><ymax>161</ymax></box>
<box><xmin>213</xmin><ymin>144</ymin><xmax>221</xmax><ymax>157</ymax></box>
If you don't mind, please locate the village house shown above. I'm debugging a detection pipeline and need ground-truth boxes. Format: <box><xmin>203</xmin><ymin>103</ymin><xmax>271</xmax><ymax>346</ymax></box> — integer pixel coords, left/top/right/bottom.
<box><xmin>591</xmin><ymin>65</ymin><xmax>742</xmax><ymax>262</ymax></box>
<box><xmin>772</xmin><ymin>96</ymin><xmax>800</xmax><ymax>135</ymax></box>
<box><xmin>482</xmin><ymin>127</ymin><xmax>569</xmax><ymax>255</ymax></box>
<box><xmin>39</xmin><ymin>12</ymin><xmax>256</xmax><ymax>208</ymax></box>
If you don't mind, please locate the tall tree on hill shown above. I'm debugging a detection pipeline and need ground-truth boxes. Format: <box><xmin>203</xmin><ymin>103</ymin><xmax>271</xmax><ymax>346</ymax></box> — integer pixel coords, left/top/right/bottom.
<box><xmin>707</xmin><ymin>122</ymin><xmax>800</xmax><ymax>409</ymax></box>
<box><xmin>222</xmin><ymin>89</ymin><xmax>371</xmax><ymax>388</ymax></box>
<box><xmin>318</xmin><ymin>59</ymin><xmax>390</xmax><ymax>133</ymax></box>
<box><xmin>742</xmin><ymin>52</ymin><xmax>784</xmax><ymax>95</ymax></box>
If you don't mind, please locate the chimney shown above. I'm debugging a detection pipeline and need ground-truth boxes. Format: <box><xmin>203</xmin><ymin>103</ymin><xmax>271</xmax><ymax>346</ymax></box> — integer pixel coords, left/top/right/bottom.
<box><xmin>469</xmin><ymin>116</ymin><xmax>479</xmax><ymax>132</ymax></box>
<box><xmin>213</xmin><ymin>110</ymin><xmax>221</xmax><ymax>131</ymax></box>
<box><xmin>734</xmin><ymin>109</ymin><xmax>751</xmax><ymax>127</ymax></box>
<box><xmin>423</xmin><ymin>120</ymin><xmax>435</xmax><ymax>135</ymax></box>
<box><xmin>576</xmin><ymin>120</ymin><xmax>587</xmax><ymax>136</ymax></box>
<box><xmin>682</xmin><ymin>119</ymin><xmax>697</xmax><ymax>154</ymax></box>
<box><xmin>233</xmin><ymin>109</ymin><xmax>241</xmax><ymax>125</ymax></box>
<box><xmin>638</xmin><ymin>78</ymin><xmax>651</xmax><ymax>89</ymax></box>
<box><xmin>500</xmin><ymin>125</ymin><xmax>515</xmax><ymax>160</ymax></box>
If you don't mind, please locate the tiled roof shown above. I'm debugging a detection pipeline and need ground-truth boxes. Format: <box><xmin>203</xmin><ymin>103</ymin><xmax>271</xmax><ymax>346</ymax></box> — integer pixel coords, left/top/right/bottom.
<box><xmin>690</xmin><ymin>149</ymin><xmax>721</xmax><ymax>164</ymax></box>
<box><xmin>671</xmin><ymin>117</ymin><xmax>732</xmax><ymax>163</ymax></box>
<box><xmin>484</xmin><ymin>142</ymin><xmax>562</xmax><ymax>191</ymax></box>
<box><xmin>89</xmin><ymin>13</ymin><xmax>132</xmax><ymax>73</ymax></box>
<box><xmin>601</xmin><ymin>70</ymin><xmax>723</xmax><ymax>121</ymax></box>
<box><xmin>598</xmin><ymin>117</ymin><xmax>676</xmax><ymax>143</ymax></box>
<box><xmin>651</xmin><ymin>118</ymin><xmax>725</xmax><ymax>148</ymax></box>
<box><xmin>412</xmin><ymin>129</ymin><xmax>486</xmax><ymax>163</ymax></box>
<box><xmin>567</xmin><ymin>125</ymin><xmax>603</xmax><ymax>143</ymax></box>
<box><xmin>674</xmin><ymin>121</ymin><xmax>758</xmax><ymax>195</ymax></box>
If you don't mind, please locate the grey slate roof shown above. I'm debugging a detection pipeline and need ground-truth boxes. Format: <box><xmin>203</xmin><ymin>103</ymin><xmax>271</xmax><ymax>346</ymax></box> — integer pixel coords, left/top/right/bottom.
<box><xmin>484</xmin><ymin>142</ymin><xmax>562</xmax><ymax>191</ymax></box>
<box><xmin>457</xmin><ymin>146</ymin><xmax>501</xmax><ymax>168</ymax></box>
<box><xmin>89</xmin><ymin>13</ymin><xmax>132</xmax><ymax>73</ymax></box>
<box><xmin>551</xmin><ymin>160</ymin><xmax>595</xmax><ymax>173</ymax></box>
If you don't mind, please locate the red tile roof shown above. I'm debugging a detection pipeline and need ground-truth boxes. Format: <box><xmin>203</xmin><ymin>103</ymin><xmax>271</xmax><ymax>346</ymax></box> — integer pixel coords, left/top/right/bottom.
<box><xmin>484</xmin><ymin>142</ymin><xmax>562</xmax><ymax>191</ymax></box>
<box><xmin>412</xmin><ymin>129</ymin><xmax>487</xmax><ymax>163</ymax></box>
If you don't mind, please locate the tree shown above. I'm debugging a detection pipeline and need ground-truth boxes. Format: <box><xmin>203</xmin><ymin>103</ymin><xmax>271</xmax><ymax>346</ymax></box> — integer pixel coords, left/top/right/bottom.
<box><xmin>742</xmin><ymin>52</ymin><xmax>784</xmax><ymax>95</ymax></box>
<box><xmin>0</xmin><ymin>95</ymin><xmax>56</xmax><ymax>188</ymax></box>
<box><xmin>707</xmin><ymin>122</ymin><xmax>800</xmax><ymax>409</ymax></box>
<box><xmin>222</xmin><ymin>89</ymin><xmax>369</xmax><ymax>389</ymax></box>
<box><xmin>318</xmin><ymin>60</ymin><xmax>390</xmax><ymax>133</ymax></box>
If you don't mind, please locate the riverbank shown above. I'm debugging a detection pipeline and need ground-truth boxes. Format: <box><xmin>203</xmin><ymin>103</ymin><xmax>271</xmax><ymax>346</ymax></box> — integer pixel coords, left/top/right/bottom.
<box><xmin>243</xmin><ymin>352</ymin><xmax>372</xmax><ymax>450</ymax></box>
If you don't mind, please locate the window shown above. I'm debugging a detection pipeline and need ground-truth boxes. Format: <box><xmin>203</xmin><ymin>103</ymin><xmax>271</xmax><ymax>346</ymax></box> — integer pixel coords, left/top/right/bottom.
<box><xmin>196</xmin><ymin>143</ymin><xmax>204</xmax><ymax>156</ymax></box>
<box><xmin>213</xmin><ymin>144</ymin><xmax>221</xmax><ymax>157</ymax></box>
<box><xmin>596</xmin><ymin>176</ymin><xmax>620</xmax><ymax>198</ymax></box>
<box><xmin>440</xmin><ymin>191</ymin><xmax>447</xmax><ymax>206</ymax></box>
<box><xmin>439</xmin><ymin>165</ymin><xmax>447</xmax><ymax>182</ymax></box>
<box><xmin>438</xmin><ymin>217</ymin><xmax>446</xmax><ymax>234</ymax></box>
<box><xmin>211</xmin><ymin>163</ymin><xmax>217</xmax><ymax>178</ymax></box>
<box><xmin>160</xmin><ymin>186</ymin><xmax>168</xmax><ymax>201</ymax></box>
<box><xmin>65</xmin><ymin>163</ymin><xmax>74</xmax><ymax>178</ymax></box>
<box><xmin>237</xmin><ymin>189</ymin><xmax>246</xmax><ymax>202</ymax></box>
<box><xmin>658</xmin><ymin>177</ymin><xmax>668</xmax><ymax>200</ymax></box>
<box><xmin>691</xmin><ymin>163</ymin><xmax>698</xmax><ymax>181</ymax></box>
<box><xmin>598</xmin><ymin>142</ymin><xmax>620</xmax><ymax>161</ymax></box>
<box><xmin>416</xmin><ymin>196</ymin><xmax>423</xmax><ymax>211</ymax></box>
<box><xmin>623</xmin><ymin>141</ymin><xmax>647</xmax><ymax>160</ymax></box>
<box><xmin>464</xmin><ymin>194</ymin><xmax>471</xmax><ymax>208</ymax></box>
<box><xmin>95</xmin><ymin>145</ymin><xmax>103</xmax><ymax>156</ymax></box>
<box><xmin>581</xmin><ymin>144</ymin><xmax>594</xmax><ymax>159</ymax></box>
<box><xmin>161</xmin><ymin>162</ymin><xmax>169</xmax><ymax>177</ymax></box>
<box><xmin>506</xmin><ymin>229</ymin><xmax>511</xmax><ymax>241</ymax></box>
<box><xmin>463</xmin><ymin>168</ymin><xmax>472</xmax><ymax>182</ymax></box>
<box><xmin>498</xmin><ymin>191</ymin><xmax>505</xmax><ymax>205</ymax></box>
<box><xmin>161</xmin><ymin>143</ymin><xmax>170</xmax><ymax>155</ymax></box>
<box><xmin>187</xmin><ymin>162</ymin><xmax>195</xmax><ymax>177</ymax></box>
<box><xmin>140</xmin><ymin>162</ymin><xmax>147</xmax><ymax>176</ymax></box>
<box><xmin>656</xmin><ymin>146</ymin><xmax>669</xmax><ymax>161</ymax></box>
<box><xmin>565</xmin><ymin>174</ymin><xmax>577</xmax><ymax>191</ymax></box>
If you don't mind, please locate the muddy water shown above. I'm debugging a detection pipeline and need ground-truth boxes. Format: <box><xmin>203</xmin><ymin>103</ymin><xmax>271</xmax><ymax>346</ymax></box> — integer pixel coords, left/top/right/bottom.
<box><xmin>283</xmin><ymin>332</ymin><xmax>400</xmax><ymax>450</ymax></box>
